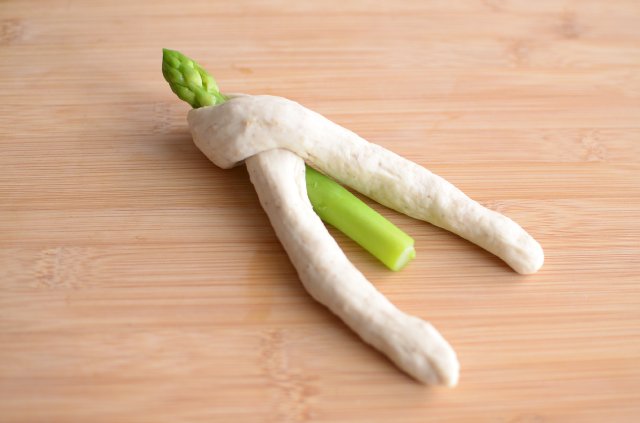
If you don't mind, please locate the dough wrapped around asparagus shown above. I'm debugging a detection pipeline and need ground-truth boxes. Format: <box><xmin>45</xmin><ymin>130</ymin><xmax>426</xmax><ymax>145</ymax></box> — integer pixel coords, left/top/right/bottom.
<box><xmin>188</xmin><ymin>94</ymin><xmax>544</xmax><ymax>275</ymax></box>
<box><xmin>163</xmin><ymin>48</ymin><xmax>544</xmax><ymax>387</ymax></box>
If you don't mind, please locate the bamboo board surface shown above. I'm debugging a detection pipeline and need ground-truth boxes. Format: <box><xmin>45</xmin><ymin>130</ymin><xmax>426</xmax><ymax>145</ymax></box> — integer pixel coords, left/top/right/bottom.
<box><xmin>1</xmin><ymin>0</ymin><xmax>639</xmax><ymax>421</ymax></box>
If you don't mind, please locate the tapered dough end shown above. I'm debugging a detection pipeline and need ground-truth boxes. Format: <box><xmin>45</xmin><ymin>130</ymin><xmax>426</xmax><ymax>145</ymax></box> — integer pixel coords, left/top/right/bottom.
<box><xmin>387</xmin><ymin>317</ymin><xmax>460</xmax><ymax>387</ymax></box>
<box><xmin>513</xmin><ymin>237</ymin><xmax>545</xmax><ymax>275</ymax></box>
<box><xmin>413</xmin><ymin>344</ymin><xmax>459</xmax><ymax>387</ymax></box>
<box><xmin>522</xmin><ymin>244</ymin><xmax>544</xmax><ymax>275</ymax></box>
<box><xmin>420</xmin><ymin>324</ymin><xmax>460</xmax><ymax>387</ymax></box>
<box><xmin>434</xmin><ymin>344</ymin><xmax>460</xmax><ymax>388</ymax></box>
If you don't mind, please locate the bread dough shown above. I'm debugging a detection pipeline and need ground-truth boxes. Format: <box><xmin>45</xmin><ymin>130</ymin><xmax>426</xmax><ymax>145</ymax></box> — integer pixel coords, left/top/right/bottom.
<box><xmin>188</xmin><ymin>95</ymin><xmax>544</xmax><ymax>275</ymax></box>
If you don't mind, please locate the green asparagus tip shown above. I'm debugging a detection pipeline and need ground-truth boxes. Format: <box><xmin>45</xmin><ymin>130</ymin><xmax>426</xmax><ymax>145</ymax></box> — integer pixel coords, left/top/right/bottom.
<box><xmin>162</xmin><ymin>48</ymin><xmax>227</xmax><ymax>108</ymax></box>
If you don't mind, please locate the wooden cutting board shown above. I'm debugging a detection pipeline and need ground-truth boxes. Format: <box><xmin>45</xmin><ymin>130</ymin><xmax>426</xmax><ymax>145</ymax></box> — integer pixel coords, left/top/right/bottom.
<box><xmin>1</xmin><ymin>0</ymin><xmax>639</xmax><ymax>421</ymax></box>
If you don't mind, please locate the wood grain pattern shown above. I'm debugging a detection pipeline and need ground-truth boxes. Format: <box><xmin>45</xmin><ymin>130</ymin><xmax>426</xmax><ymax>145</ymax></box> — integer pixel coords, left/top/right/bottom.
<box><xmin>1</xmin><ymin>0</ymin><xmax>639</xmax><ymax>421</ymax></box>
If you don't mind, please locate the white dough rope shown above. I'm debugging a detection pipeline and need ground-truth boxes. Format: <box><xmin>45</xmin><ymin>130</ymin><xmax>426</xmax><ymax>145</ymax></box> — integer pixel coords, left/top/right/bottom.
<box><xmin>246</xmin><ymin>149</ymin><xmax>459</xmax><ymax>386</ymax></box>
<box><xmin>187</xmin><ymin>94</ymin><xmax>544</xmax><ymax>386</ymax></box>
<box><xmin>189</xmin><ymin>95</ymin><xmax>544</xmax><ymax>275</ymax></box>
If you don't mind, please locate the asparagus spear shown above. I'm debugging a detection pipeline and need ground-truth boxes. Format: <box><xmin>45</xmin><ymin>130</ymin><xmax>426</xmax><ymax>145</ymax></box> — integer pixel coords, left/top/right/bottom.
<box><xmin>162</xmin><ymin>48</ymin><xmax>415</xmax><ymax>270</ymax></box>
<box><xmin>306</xmin><ymin>167</ymin><xmax>415</xmax><ymax>270</ymax></box>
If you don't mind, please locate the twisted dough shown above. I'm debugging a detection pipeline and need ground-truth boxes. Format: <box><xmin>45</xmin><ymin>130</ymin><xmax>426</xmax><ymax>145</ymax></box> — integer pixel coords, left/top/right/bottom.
<box><xmin>246</xmin><ymin>149</ymin><xmax>459</xmax><ymax>386</ymax></box>
<box><xmin>188</xmin><ymin>95</ymin><xmax>544</xmax><ymax>274</ymax></box>
<box><xmin>186</xmin><ymin>94</ymin><xmax>544</xmax><ymax>385</ymax></box>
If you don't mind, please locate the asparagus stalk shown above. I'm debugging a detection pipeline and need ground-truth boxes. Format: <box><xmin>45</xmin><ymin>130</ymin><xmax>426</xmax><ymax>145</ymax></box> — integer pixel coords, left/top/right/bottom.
<box><xmin>162</xmin><ymin>48</ymin><xmax>415</xmax><ymax>270</ymax></box>
<box><xmin>306</xmin><ymin>167</ymin><xmax>415</xmax><ymax>270</ymax></box>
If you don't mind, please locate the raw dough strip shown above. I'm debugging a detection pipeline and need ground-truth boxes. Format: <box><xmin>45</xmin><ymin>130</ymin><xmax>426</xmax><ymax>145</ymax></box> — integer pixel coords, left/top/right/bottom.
<box><xmin>246</xmin><ymin>148</ymin><xmax>459</xmax><ymax>386</ymax></box>
<box><xmin>188</xmin><ymin>95</ymin><xmax>544</xmax><ymax>275</ymax></box>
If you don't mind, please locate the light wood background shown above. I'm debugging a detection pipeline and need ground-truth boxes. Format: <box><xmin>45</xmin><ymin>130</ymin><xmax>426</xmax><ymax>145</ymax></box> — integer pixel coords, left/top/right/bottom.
<box><xmin>1</xmin><ymin>0</ymin><xmax>639</xmax><ymax>421</ymax></box>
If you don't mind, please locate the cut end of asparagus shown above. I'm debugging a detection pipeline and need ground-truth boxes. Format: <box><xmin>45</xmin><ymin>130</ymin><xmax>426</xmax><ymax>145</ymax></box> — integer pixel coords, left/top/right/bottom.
<box><xmin>162</xmin><ymin>48</ymin><xmax>227</xmax><ymax>108</ymax></box>
<box><xmin>390</xmin><ymin>244</ymin><xmax>416</xmax><ymax>272</ymax></box>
